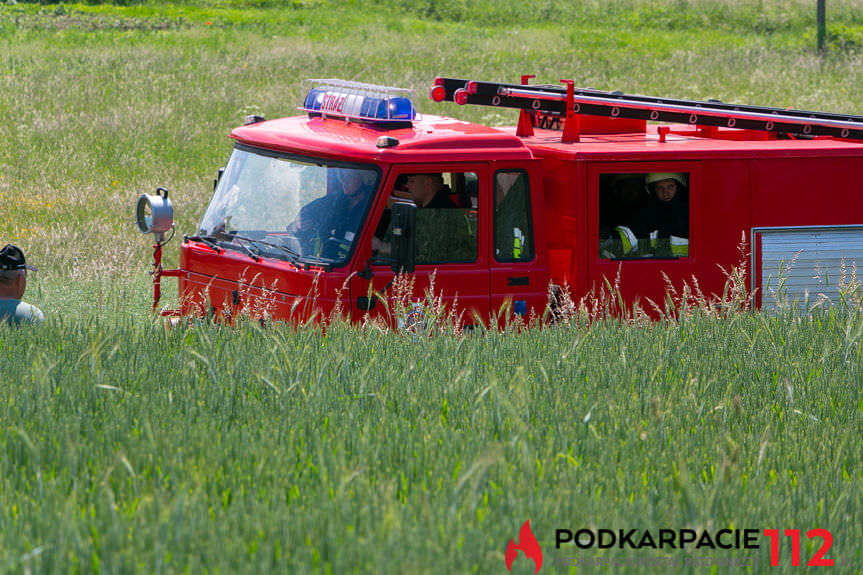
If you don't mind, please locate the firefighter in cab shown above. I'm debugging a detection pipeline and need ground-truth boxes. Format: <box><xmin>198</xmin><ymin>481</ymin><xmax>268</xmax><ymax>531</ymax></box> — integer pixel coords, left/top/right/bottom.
<box><xmin>638</xmin><ymin>172</ymin><xmax>689</xmax><ymax>256</ymax></box>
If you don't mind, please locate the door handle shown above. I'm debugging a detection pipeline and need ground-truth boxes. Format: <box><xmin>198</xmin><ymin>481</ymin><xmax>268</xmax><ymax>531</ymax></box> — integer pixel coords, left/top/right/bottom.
<box><xmin>507</xmin><ymin>276</ymin><xmax>529</xmax><ymax>287</ymax></box>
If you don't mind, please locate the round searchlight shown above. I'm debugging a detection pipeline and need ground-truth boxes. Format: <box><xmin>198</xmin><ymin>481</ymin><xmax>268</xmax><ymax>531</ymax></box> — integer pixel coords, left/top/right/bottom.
<box><xmin>136</xmin><ymin>188</ymin><xmax>174</xmax><ymax>237</ymax></box>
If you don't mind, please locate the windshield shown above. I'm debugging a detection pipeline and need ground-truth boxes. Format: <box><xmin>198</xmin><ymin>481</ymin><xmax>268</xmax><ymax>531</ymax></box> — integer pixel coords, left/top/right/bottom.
<box><xmin>198</xmin><ymin>146</ymin><xmax>380</xmax><ymax>267</ymax></box>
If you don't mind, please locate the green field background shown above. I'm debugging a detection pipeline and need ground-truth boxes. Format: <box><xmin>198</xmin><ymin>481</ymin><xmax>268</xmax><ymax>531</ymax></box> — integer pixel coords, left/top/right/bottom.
<box><xmin>1</xmin><ymin>1</ymin><xmax>862</xmax><ymax>573</ymax></box>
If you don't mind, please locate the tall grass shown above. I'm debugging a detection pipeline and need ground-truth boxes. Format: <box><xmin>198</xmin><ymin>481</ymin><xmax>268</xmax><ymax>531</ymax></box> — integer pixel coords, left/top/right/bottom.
<box><xmin>1</xmin><ymin>305</ymin><xmax>861</xmax><ymax>573</ymax></box>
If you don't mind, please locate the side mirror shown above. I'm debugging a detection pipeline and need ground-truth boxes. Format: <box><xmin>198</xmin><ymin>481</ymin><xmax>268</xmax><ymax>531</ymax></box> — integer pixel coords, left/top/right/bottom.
<box><xmin>214</xmin><ymin>167</ymin><xmax>225</xmax><ymax>192</ymax></box>
<box><xmin>389</xmin><ymin>201</ymin><xmax>416</xmax><ymax>274</ymax></box>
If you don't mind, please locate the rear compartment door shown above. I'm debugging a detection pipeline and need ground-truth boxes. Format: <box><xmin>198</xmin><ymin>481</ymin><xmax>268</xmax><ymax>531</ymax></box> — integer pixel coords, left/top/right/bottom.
<box><xmin>753</xmin><ymin>225</ymin><xmax>863</xmax><ymax>309</ymax></box>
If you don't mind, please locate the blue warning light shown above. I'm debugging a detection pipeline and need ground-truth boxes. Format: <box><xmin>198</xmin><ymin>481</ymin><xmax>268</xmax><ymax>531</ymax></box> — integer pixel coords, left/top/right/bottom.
<box><xmin>300</xmin><ymin>79</ymin><xmax>418</xmax><ymax>126</ymax></box>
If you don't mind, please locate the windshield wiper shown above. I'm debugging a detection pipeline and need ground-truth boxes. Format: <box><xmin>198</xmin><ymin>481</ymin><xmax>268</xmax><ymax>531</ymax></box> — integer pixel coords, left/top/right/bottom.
<box><xmin>185</xmin><ymin>234</ymin><xmax>223</xmax><ymax>253</ymax></box>
<box><xmin>226</xmin><ymin>235</ymin><xmax>263</xmax><ymax>262</ymax></box>
<box><xmin>189</xmin><ymin>231</ymin><xmax>307</xmax><ymax>266</ymax></box>
<box><xmin>227</xmin><ymin>232</ymin><xmax>303</xmax><ymax>265</ymax></box>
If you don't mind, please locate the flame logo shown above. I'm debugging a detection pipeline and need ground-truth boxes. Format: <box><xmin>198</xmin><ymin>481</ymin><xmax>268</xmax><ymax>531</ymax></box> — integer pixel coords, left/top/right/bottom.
<box><xmin>505</xmin><ymin>520</ymin><xmax>543</xmax><ymax>573</ymax></box>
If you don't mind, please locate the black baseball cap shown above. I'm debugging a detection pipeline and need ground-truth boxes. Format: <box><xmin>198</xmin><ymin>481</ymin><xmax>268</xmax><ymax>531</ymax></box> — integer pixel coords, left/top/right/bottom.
<box><xmin>0</xmin><ymin>244</ymin><xmax>38</xmax><ymax>271</ymax></box>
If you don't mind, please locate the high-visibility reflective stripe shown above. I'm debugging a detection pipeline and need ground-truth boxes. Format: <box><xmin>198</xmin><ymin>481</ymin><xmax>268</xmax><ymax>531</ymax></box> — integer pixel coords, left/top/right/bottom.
<box><xmin>670</xmin><ymin>235</ymin><xmax>689</xmax><ymax>256</ymax></box>
<box><xmin>513</xmin><ymin>227</ymin><xmax>524</xmax><ymax>258</ymax></box>
<box><xmin>616</xmin><ymin>225</ymin><xmax>638</xmax><ymax>253</ymax></box>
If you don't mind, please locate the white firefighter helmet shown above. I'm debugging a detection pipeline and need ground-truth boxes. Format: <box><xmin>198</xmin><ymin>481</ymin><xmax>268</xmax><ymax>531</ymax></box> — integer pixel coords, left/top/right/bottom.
<box><xmin>645</xmin><ymin>172</ymin><xmax>687</xmax><ymax>188</ymax></box>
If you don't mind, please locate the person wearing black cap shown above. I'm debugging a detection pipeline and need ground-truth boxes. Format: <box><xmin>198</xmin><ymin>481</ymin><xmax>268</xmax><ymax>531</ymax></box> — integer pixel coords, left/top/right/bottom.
<box><xmin>403</xmin><ymin>173</ymin><xmax>458</xmax><ymax>209</ymax></box>
<box><xmin>0</xmin><ymin>244</ymin><xmax>43</xmax><ymax>325</ymax></box>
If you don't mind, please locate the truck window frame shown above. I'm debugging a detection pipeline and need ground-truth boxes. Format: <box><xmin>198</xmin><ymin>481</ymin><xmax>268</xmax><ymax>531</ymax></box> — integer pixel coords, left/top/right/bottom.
<box><xmin>592</xmin><ymin>163</ymin><xmax>696</xmax><ymax>262</ymax></box>
<box><xmin>370</xmin><ymin>164</ymin><xmax>488</xmax><ymax>267</ymax></box>
<box><xmin>493</xmin><ymin>169</ymin><xmax>535</xmax><ymax>263</ymax></box>
<box><xmin>201</xmin><ymin>143</ymin><xmax>383</xmax><ymax>268</ymax></box>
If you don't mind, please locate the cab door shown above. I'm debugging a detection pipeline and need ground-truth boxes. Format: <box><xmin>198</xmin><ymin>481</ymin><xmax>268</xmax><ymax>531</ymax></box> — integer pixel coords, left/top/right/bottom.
<box><xmin>349</xmin><ymin>163</ymin><xmax>491</xmax><ymax>329</ymax></box>
<box><xmin>488</xmin><ymin>163</ymin><xmax>550</xmax><ymax>324</ymax></box>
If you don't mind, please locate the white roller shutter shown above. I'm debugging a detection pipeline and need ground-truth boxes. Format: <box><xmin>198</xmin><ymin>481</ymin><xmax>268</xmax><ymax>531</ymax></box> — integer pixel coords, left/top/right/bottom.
<box><xmin>753</xmin><ymin>225</ymin><xmax>863</xmax><ymax>309</ymax></box>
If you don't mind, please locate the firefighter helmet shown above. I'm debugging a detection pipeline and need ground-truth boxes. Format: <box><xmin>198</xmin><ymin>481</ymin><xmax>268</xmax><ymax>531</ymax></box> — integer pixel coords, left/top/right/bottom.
<box><xmin>645</xmin><ymin>172</ymin><xmax>687</xmax><ymax>188</ymax></box>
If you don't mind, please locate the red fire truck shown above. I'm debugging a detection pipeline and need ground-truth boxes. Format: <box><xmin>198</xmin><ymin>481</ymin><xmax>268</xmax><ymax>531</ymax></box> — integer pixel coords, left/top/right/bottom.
<box><xmin>136</xmin><ymin>76</ymin><xmax>863</xmax><ymax>325</ymax></box>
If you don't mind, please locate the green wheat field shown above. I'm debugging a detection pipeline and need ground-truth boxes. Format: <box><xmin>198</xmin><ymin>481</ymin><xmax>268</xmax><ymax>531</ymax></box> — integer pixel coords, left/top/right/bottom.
<box><xmin>1</xmin><ymin>1</ymin><xmax>862</xmax><ymax>573</ymax></box>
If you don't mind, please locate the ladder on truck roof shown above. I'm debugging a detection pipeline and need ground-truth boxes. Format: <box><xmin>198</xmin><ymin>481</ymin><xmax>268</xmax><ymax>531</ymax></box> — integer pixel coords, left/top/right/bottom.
<box><xmin>429</xmin><ymin>76</ymin><xmax>863</xmax><ymax>142</ymax></box>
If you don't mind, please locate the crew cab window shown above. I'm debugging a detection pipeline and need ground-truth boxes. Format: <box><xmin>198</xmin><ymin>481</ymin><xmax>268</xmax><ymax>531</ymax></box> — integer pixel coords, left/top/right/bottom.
<box><xmin>374</xmin><ymin>171</ymin><xmax>478</xmax><ymax>264</ymax></box>
<box><xmin>598</xmin><ymin>172</ymin><xmax>690</xmax><ymax>259</ymax></box>
<box><xmin>494</xmin><ymin>170</ymin><xmax>534</xmax><ymax>262</ymax></box>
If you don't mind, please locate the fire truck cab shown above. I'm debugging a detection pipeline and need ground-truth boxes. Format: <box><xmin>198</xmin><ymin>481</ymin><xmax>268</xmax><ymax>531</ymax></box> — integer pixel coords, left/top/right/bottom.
<box><xmin>137</xmin><ymin>77</ymin><xmax>863</xmax><ymax>324</ymax></box>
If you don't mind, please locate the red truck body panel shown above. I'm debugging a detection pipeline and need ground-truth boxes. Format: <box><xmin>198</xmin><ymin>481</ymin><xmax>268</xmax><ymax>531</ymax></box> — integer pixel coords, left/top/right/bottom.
<box><xmin>515</xmin><ymin>125</ymin><xmax>863</xmax><ymax>310</ymax></box>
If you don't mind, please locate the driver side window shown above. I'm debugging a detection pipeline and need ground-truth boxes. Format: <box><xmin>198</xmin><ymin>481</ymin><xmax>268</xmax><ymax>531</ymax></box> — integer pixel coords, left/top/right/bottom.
<box><xmin>374</xmin><ymin>171</ymin><xmax>479</xmax><ymax>264</ymax></box>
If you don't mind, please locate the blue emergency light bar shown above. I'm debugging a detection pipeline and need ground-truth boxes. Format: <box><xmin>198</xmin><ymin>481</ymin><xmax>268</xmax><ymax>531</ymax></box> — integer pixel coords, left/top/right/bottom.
<box><xmin>300</xmin><ymin>79</ymin><xmax>418</xmax><ymax>127</ymax></box>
